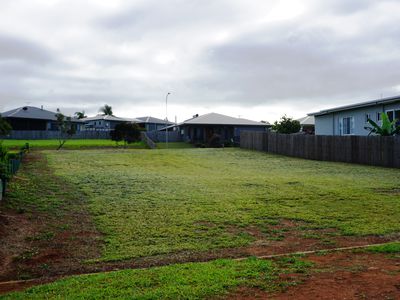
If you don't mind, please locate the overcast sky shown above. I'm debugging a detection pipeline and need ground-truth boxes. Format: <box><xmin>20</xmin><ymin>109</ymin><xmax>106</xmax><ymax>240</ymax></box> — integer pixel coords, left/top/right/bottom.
<box><xmin>1</xmin><ymin>0</ymin><xmax>400</xmax><ymax>123</ymax></box>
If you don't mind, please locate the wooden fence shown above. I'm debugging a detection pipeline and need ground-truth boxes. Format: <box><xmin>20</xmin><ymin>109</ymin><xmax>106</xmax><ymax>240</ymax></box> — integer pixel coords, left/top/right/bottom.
<box><xmin>240</xmin><ymin>131</ymin><xmax>400</xmax><ymax>168</ymax></box>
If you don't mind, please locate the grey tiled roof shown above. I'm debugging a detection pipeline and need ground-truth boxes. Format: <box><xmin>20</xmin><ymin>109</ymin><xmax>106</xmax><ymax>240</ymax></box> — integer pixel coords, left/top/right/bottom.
<box><xmin>296</xmin><ymin>115</ymin><xmax>315</xmax><ymax>125</ymax></box>
<box><xmin>2</xmin><ymin>106</ymin><xmax>58</xmax><ymax>121</ymax></box>
<box><xmin>81</xmin><ymin>115</ymin><xmax>141</xmax><ymax>123</ymax></box>
<box><xmin>136</xmin><ymin>116</ymin><xmax>174</xmax><ymax>125</ymax></box>
<box><xmin>181</xmin><ymin>113</ymin><xmax>269</xmax><ymax>126</ymax></box>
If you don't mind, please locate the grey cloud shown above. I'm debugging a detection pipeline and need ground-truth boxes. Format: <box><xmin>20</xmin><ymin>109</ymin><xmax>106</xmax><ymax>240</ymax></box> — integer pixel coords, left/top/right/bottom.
<box><xmin>195</xmin><ymin>16</ymin><xmax>400</xmax><ymax>106</ymax></box>
<box><xmin>1</xmin><ymin>0</ymin><xmax>400</xmax><ymax>118</ymax></box>
<box><xmin>0</xmin><ymin>33</ymin><xmax>53</xmax><ymax>64</ymax></box>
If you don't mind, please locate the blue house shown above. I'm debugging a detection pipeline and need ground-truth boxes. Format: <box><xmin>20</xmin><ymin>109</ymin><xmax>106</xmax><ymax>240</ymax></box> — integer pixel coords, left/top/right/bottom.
<box><xmin>309</xmin><ymin>95</ymin><xmax>400</xmax><ymax>136</ymax></box>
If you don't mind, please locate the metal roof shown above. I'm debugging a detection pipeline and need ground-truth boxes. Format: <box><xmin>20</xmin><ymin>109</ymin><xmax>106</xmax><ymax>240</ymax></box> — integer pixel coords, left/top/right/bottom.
<box><xmin>296</xmin><ymin>115</ymin><xmax>315</xmax><ymax>126</ymax></box>
<box><xmin>308</xmin><ymin>95</ymin><xmax>400</xmax><ymax>116</ymax></box>
<box><xmin>180</xmin><ymin>112</ymin><xmax>269</xmax><ymax>126</ymax></box>
<box><xmin>135</xmin><ymin>116</ymin><xmax>174</xmax><ymax>125</ymax></box>
<box><xmin>1</xmin><ymin>106</ymin><xmax>59</xmax><ymax>121</ymax></box>
<box><xmin>81</xmin><ymin>115</ymin><xmax>141</xmax><ymax>123</ymax></box>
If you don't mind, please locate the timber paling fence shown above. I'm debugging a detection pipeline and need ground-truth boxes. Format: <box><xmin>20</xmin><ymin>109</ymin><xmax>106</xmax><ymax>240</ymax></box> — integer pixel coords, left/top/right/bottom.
<box><xmin>240</xmin><ymin>131</ymin><xmax>400</xmax><ymax>168</ymax></box>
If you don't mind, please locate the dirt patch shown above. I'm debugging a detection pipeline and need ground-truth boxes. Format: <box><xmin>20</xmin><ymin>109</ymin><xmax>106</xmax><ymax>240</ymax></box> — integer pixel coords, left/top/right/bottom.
<box><xmin>242</xmin><ymin>220</ymin><xmax>398</xmax><ymax>258</ymax></box>
<box><xmin>227</xmin><ymin>252</ymin><xmax>400</xmax><ymax>299</ymax></box>
<box><xmin>271</xmin><ymin>252</ymin><xmax>400</xmax><ymax>300</ymax></box>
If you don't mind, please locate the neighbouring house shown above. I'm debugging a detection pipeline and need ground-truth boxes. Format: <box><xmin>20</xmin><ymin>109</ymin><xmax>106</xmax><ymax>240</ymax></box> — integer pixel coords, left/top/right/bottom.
<box><xmin>1</xmin><ymin>106</ymin><xmax>83</xmax><ymax>131</ymax></box>
<box><xmin>164</xmin><ymin>112</ymin><xmax>270</xmax><ymax>144</ymax></box>
<box><xmin>135</xmin><ymin>116</ymin><xmax>174</xmax><ymax>131</ymax></box>
<box><xmin>296</xmin><ymin>115</ymin><xmax>315</xmax><ymax>134</ymax></box>
<box><xmin>309</xmin><ymin>95</ymin><xmax>400</xmax><ymax>136</ymax></box>
<box><xmin>81</xmin><ymin>115</ymin><xmax>140</xmax><ymax>131</ymax></box>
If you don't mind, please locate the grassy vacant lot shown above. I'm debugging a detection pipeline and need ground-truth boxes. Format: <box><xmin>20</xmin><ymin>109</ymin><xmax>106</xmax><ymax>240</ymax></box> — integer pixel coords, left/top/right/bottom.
<box><xmin>2</xmin><ymin>147</ymin><xmax>400</xmax><ymax>298</ymax></box>
<box><xmin>2</xmin><ymin>139</ymin><xmax>146</xmax><ymax>150</ymax></box>
<box><xmin>38</xmin><ymin>148</ymin><xmax>400</xmax><ymax>261</ymax></box>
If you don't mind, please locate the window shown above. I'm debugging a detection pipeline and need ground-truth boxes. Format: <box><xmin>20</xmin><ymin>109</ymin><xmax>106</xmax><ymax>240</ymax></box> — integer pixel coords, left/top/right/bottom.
<box><xmin>340</xmin><ymin>117</ymin><xmax>354</xmax><ymax>135</ymax></box>
<box><xmin>386</xmin><ymin>110</ymin><xmax>394</xmax><ymax>122</ymax></box>
<box><xmin>376</xmin><ymin>112</ymin><xmax>381</xmax><ymax>121</ymax></box>
<box><xmin>395</xmin><ymin>110</ymin><xmax>400</xmax><ymax>125</ymax></box>
<box><xmin>365</xmin><ymin>113</ymin><xmax>371</xmax><ymax>123</ymax></box>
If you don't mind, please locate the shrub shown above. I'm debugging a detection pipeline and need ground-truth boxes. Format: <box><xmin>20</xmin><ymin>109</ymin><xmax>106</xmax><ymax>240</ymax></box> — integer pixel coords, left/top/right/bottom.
<box><xmin>272</xmin><ymin>115</ymin><xmax>301</xmax><ymax>134</ymax></box>
<box><xmin>111</xmin><ymin>122</ymin><xmax>142</xmax><ymax>146</ymax></box>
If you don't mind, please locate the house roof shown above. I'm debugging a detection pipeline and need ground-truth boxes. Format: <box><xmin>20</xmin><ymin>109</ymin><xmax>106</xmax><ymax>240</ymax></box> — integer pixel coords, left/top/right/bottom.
<box><xmin>180</xmin><ymin>113</ymin><xmax>269</xmax><ymax>126</ymax></box>
<box><xmin>81</xmin><ymin>115</ymin><xmax>141</xmax><ymax>123</ymax></box>
<box><xmin>1</xmin><ymin>106</ymin><xmax>58</xmax><ymax>121</ymax></box>
<box><xmin>135</xmin><ymin>116</ymin><xmax>174</xmax><ymax>125</ymax></box>
<box><xmin>296</xmin><ymin>115</ymin><xmax>315</xmax><ymax>126</ymax></box>
<box><xmin>308</xmin><ymin>95</ymin><xmax>400</xmax><ymax>116</ymax></box>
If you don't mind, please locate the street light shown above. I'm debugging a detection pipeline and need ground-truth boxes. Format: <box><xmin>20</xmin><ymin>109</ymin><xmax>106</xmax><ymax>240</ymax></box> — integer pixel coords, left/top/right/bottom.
<box><xmin>165</xmin><ymin>92</ymin><xmax>171</xmax><ymax>148</ymax></box>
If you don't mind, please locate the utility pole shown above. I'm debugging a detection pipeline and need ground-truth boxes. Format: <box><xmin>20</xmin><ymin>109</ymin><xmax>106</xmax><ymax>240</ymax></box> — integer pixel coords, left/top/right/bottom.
<box><xmin>165</xmin><ymin>92</ymin><xmax>171</xmax><ymax>148</ymax></box>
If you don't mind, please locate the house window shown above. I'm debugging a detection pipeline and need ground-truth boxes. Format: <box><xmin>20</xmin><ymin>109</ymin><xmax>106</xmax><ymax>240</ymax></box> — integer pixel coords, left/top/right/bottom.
<box><xmin>376</xmin><ymin>112</ymin><xmax>381</xmax><ymax>121</ymax></box>
<box><xmin>395</xmin><ymin>110</ymin><xmax>400</xmax><ymax>125</ymax></box>
<box><xmin>340</xmin><ymin>117</ymin><xmax>354</xmax><ymax>135</ymax></box>
<box><xmin>365</xmin><ymin>113</ymin><xmax>371</xmax><ymax>123</ymax></box>
<box><xmin>386</xmin><ymin>110</ymin><xmax>394</xmax><ymax>122</ymax></box>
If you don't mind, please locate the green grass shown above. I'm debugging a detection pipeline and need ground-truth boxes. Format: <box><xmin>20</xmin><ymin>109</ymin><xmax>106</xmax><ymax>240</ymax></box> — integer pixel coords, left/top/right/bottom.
<box><xmin>156</xmin><ymin>142</ymin><xmax>194</xmax><ymax>149</ymax></box>
<box><xmin>38</xmin><ymin>148</ymin><xmax>400</xmax><ymax>261</ymax></box>
<box><xmin>365</xmin><ymin>242</ymin><xmax>400</xmax><ymax>253</ymax></box>
<box><xmin>1</xmin><ymin>139</ymin><xmax>146</xmax><ymax>150</ymax></box>
<box><xmin>0</xmin><ymin>256</ymin><xmax>311</xmax><ymax>299</ymax></box>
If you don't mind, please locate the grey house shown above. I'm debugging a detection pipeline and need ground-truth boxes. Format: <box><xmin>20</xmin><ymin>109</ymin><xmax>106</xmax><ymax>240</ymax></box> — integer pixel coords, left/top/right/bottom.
<box><xmin>81</xmin><ymin>115</ymin><xmax>140</xmax><ymax>131</ymax></box>
<box><xmin>309</xmin><ymin>95</ymin><xmax>400</xmax><ymax>136</ymax></box>
<box><xmin>135</xmin><ymin>116</ymin><xmax>174</xmax><ymax>131</ymax></box>
<box><xmin>167</xmin><ymin>112</ymin><xmax>269</xmax><ymax>144</ymax></box>
<box><xmin>1</xmin><ymin>106</ymin><xmax>83</xmax><ymax>131</ymax></box>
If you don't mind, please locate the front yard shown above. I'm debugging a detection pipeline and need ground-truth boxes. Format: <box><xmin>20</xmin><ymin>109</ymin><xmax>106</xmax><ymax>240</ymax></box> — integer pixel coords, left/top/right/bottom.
<box><xmin>1</xmin><ymin>147</ymin><xmax>399</xmax><ymax>298</ymax></box>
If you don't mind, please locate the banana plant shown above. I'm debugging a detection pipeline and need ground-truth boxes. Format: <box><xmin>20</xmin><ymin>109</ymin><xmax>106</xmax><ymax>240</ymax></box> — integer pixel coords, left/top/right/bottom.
<box><xmin>364</xmin><ymin>112</ymin><xmax>400</xmax><ymax>136</ymax></box>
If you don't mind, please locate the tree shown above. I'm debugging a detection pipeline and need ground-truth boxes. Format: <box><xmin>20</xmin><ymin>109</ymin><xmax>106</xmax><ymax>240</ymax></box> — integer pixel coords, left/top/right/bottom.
<box><xmin>0</xmin><ymin>114</ymin><xmax>12</xmax><ymax>136</ymax></box>
<box><xmin>55</xmin><ymin>113</ymin><xmax>76</xmax><ymax>150</ymax></box>
<box><xmin>110</xmin><ymin>122</ymin><xmax>141</xmax><ymax>147</ymax></box>
<box><xmin>364</xmin><ymin>112</ymin><xmax>400</xmax><ymax>136</ymax></box>
<box><xmin>99</xmin><ymin>104</ymin><xmax>113</xmax><ymax>116</ymax></box>
<box><xmin>272</xmin><ymin>115</ymin><xmax>301</xmax><ymax>134</ymax></box>
<box><xmin>74</xmin><ymin>111</ymin><xmax>87</xmax><ymax>119</ymax></box>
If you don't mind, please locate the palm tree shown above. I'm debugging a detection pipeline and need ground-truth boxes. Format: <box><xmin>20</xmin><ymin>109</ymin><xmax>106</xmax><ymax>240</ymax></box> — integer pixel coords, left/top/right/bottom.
<box><xmin>99</xmin><ymin>104</ymin><xmax>113</xmax><ymax>116</ymax></box>
<box><xmin>74</xmin><ymin>111</ymin><xmax>87</xmax><ymax>119</ymax></box>
<box><xmin>364</xmin><ymin>112</ymin><xmax>400</xmax><ymax>136</ymax></box>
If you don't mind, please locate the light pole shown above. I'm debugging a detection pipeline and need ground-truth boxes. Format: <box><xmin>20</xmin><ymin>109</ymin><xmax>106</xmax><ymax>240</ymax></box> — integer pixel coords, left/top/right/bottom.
<box><xmin>165</xmin><ymin>92</ymin><xmax>171</xmax><ymax>148</ymax></box>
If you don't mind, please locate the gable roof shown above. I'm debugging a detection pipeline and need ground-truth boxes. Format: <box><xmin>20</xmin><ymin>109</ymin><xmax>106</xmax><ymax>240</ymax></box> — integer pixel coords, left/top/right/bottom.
<box><xmin>296</xmin><ymin>115</ymin><xmax>315</xmax><ymax>126</ymax></box>
<box><xmin>308</xmin><ymin>95</ymin><xmax>400</xmax><ymax>116</ymax></box>
<box><xmin>180</xmin><ymin>113</ymin><xmax>269</xmax><ymax>126</ymax></box>
<box><xmin>81</xmin><ymin>115</ymin><xmax>141</xmax><ymax>123</ymax></box>
<box><xmin>136</xmin><ymin>116</ymin><xmax>174</xmax><ymax>125</ymax></box>
<box><xmin>2</xmin><ymin>106</ymin><xmax>58</xmax><ymax>121</ymax></box>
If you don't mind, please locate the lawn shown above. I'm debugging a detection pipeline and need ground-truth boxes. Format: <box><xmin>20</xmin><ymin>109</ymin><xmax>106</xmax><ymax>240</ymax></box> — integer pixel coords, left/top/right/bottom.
<box><xmin>0</xmin><ymin>256</ymin><xmax>312</xmax><ymax>300</ymax></box>
<box><xmin>1</xmin><ymin>139</ymin><xmax>146</xmax><ymax>150</ymax></box>
<box><xmin>35</xmin><ymin>148</ymin><xmax>400</xmax><ymax>261</ymax></box>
